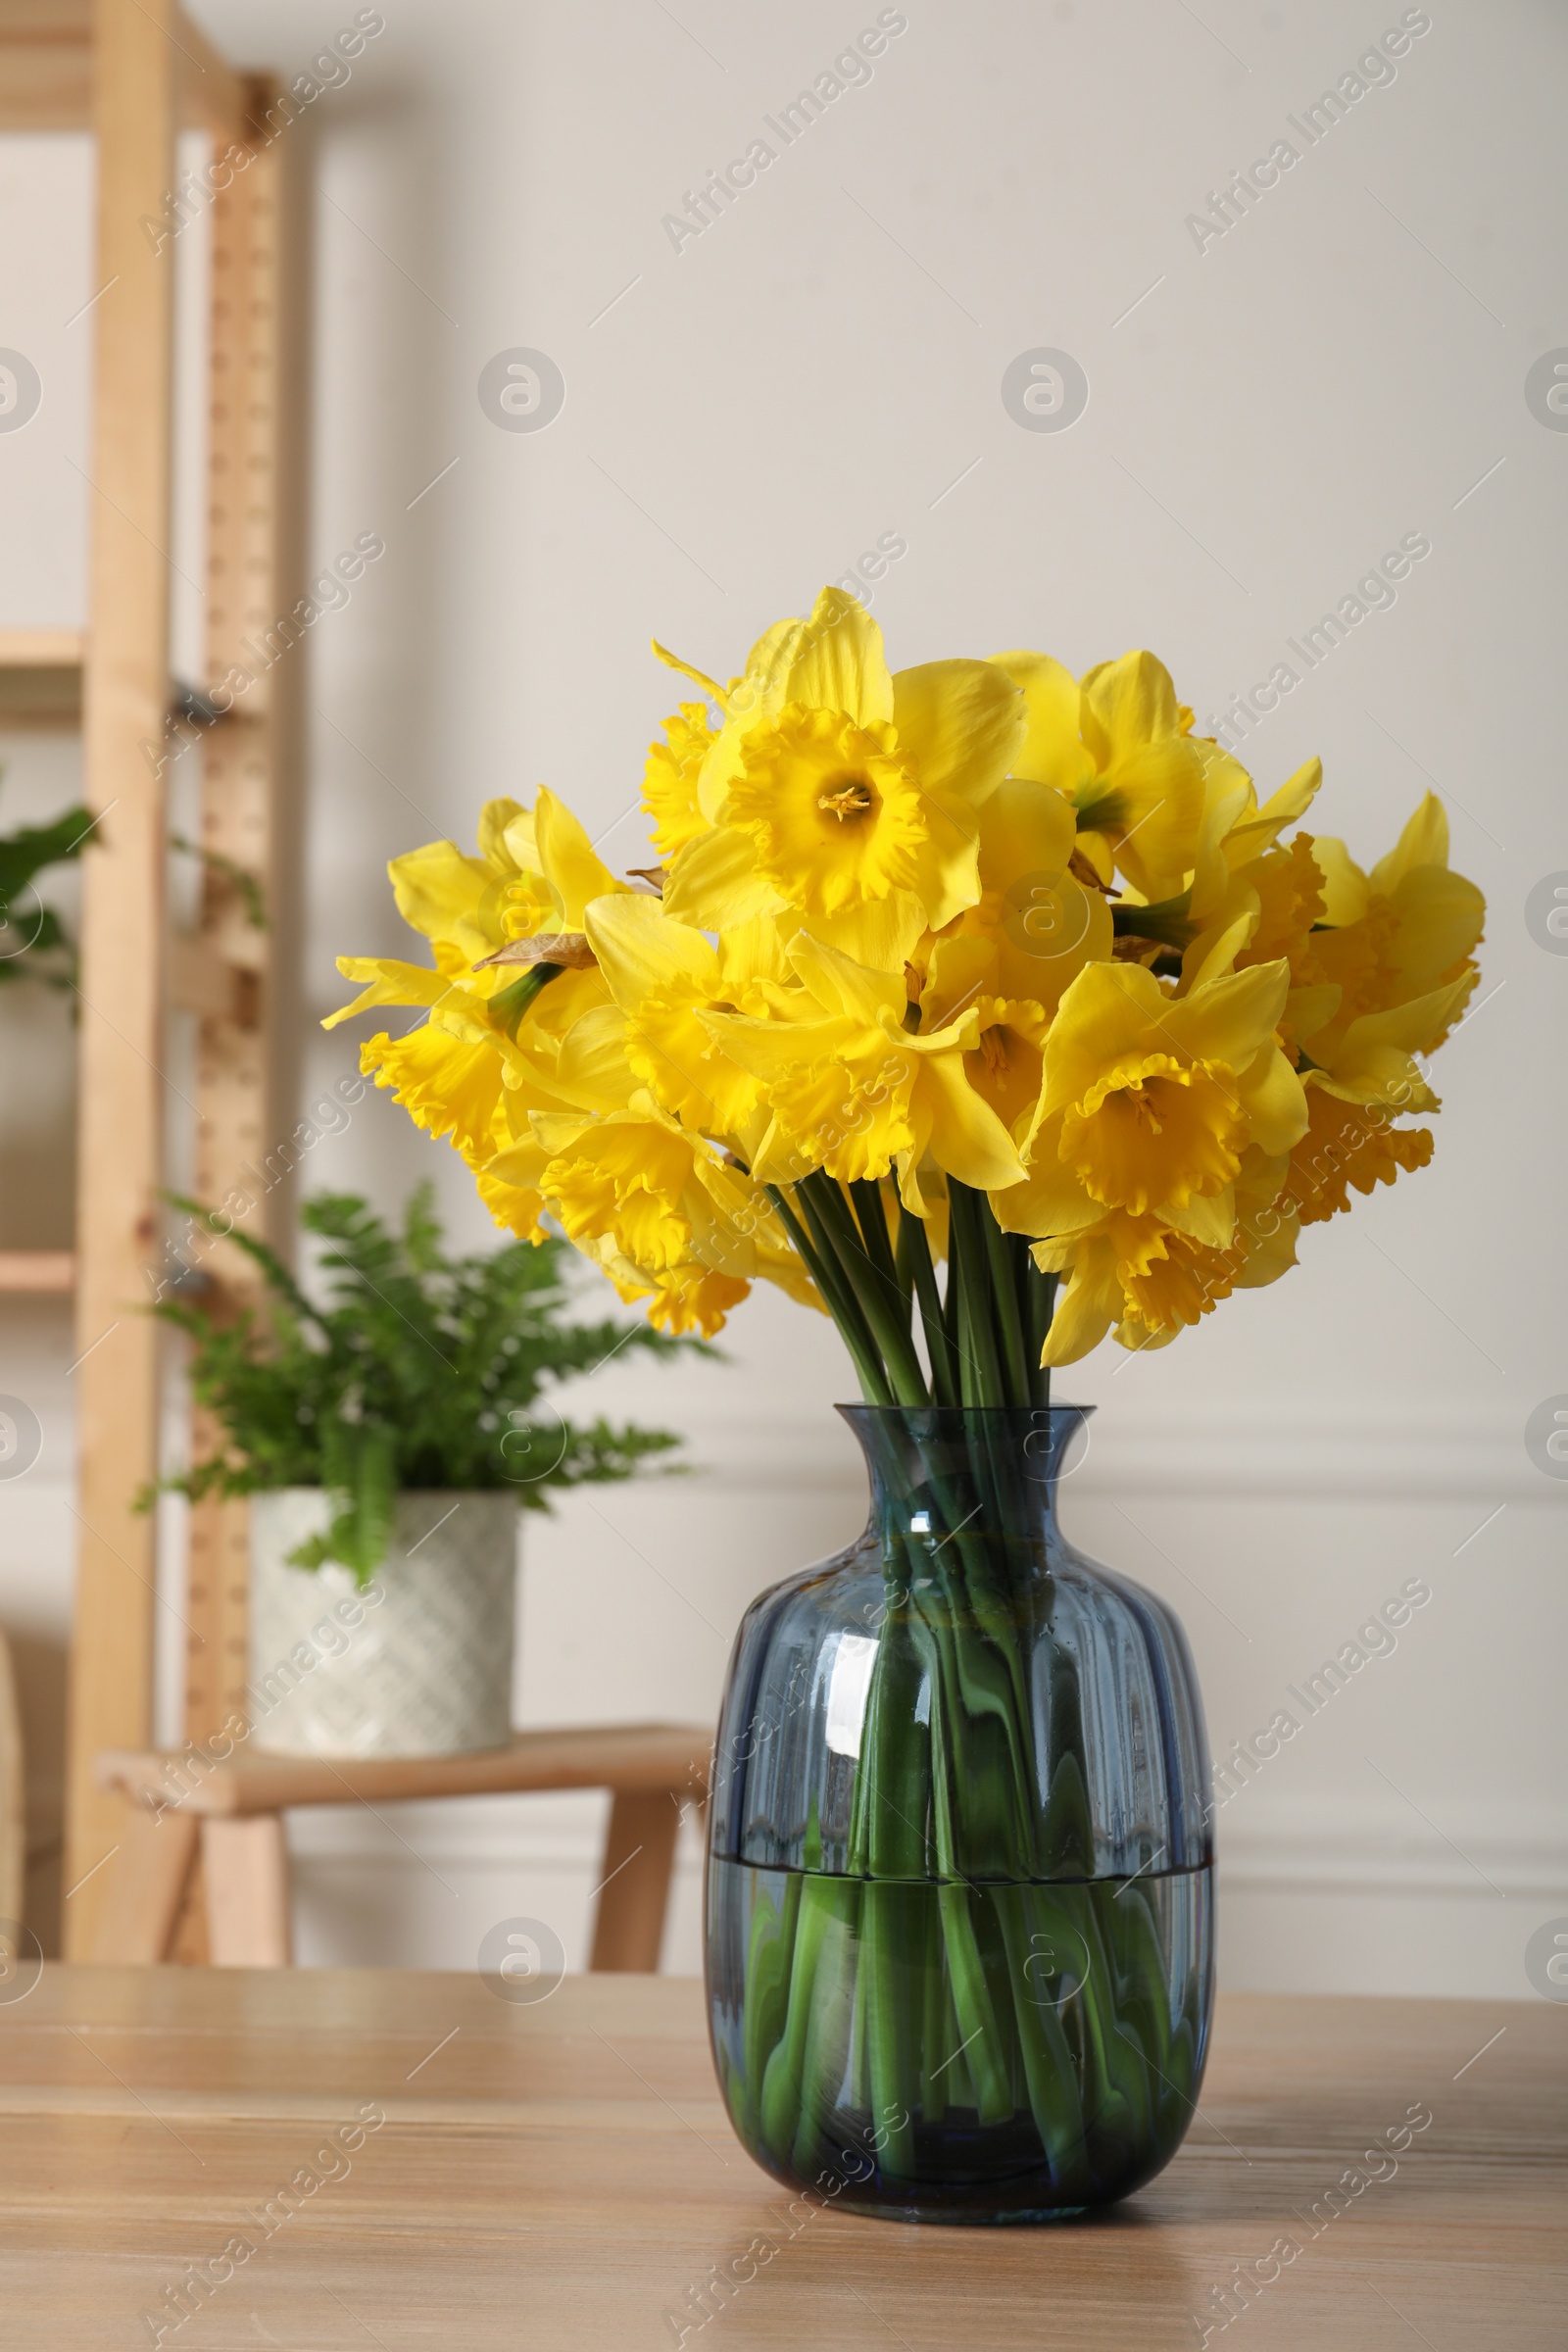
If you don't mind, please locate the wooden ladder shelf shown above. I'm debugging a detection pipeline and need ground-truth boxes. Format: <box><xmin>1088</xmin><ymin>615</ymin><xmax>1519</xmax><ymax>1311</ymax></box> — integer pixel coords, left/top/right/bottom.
<box><xmin>2</xmin><ymin>0</ymin><xmax>298</xmax><ymax>1959</ymax></box>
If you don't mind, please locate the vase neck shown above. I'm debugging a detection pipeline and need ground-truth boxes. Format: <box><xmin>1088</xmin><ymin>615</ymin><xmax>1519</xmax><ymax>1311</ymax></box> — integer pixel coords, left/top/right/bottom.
<box><xmin>838</xmin><ymin>1404</ymin><xmax>1092</xmax><ymax>1561</ymax></box>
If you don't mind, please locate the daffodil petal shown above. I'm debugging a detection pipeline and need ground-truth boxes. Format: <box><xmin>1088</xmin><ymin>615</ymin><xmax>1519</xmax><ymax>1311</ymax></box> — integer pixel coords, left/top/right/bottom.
<box><xmin>1312</xmin><ymin>974</ymin><xmax>1475</xmax><ymax>1102</ymax></box>
<box><xmin>1235</xmin><ymin>1043</ymin><xmax>1309</xmax><ymax>1153</ymax></box>
<box><xmin>992</xmin><ymin>1132</ymin><xmax>1102</xmax><ymax>1239</ymax></box>
<box><xmin>1179</xmin><ymin>909</ymin><xmax>1257</xmax><ymax>995</ymax></box>
<box><xmin>1221</xmin><ymin>757</ymin><xmax>1322</xmax><ymax>865</ymax></box>
<box><xmin>1370</xmin><ymin>792</ymin><xmax>1448</xmax><ymax>896</ymax></box>
<box><xmin>1310</xmin><ymin>836</ymin><xmax>1371</xmax><ymax>925</ymax></box>
<box><xmin>801</xmin><ymin>890</ymin><xmax>927</xmax><ymax>975</ymax></box>
<box><xmin>1041</xmin><ymin>961</ymin><xmax>1170</xmax><ymax>1121</ymax></box>
<box><xmin>1159</xmin><ymin>1184</ymin><xmax>1236</xmax><ymax>1248</ymax></box>
<box><xmin>1164</xmin><ymin>959</ymin><xmax>1291</xmax><ymax>1070</ymax></box>
<box><xmin>534</xmin><ymin>787</ymin><xmax>627</xmax><ymax>929</ymax></box>
<box><xmin>990</xmin><ymin>651</ymin><xmax>1093</xmax><ymax>796</ymax></box>
<box><xmin>585</xmin><ymin>891</ymin><xmax>718</xmax><ymax>1008</ymax></box>
<box><xmin>1287</xmin><ymin>982</ymin><xmax>1342</xmax><ymax>1044</ymax></box>
<box><xmin>772</xmin><ymin>588</ymin><xmax>894</xmax><ymax>728</ymax></box>
<box><xmin>662</xmin><ymin>823</ymin><xmax>782</xmax><ymax>930</ymax></box>
<box><xmin>1382</xmin><ymin>865</ymin><xmax>1486</xmax><ymax>998</ymax></box>
<box><xmin>916</xmin><ymin>1051</ymin><xmax>1025</xmax><ymax>1193</ymax></box>
<box><xmin>651</xmin><ymin>637</ymin><xmax>725</xmax><ymax>705</ymax></box>
<box><xmin>1039</xmin><ymin>1248</ymin><xmax>1122</xmax><ymax>1365</ymax></box>
<box><xmin>474</xmin><ymin>798</ymin><xmax>527</xmax><ymax>871</ymax></box>
<box><xmin>785</xmin><ymin>930</ymin><xmax>904</xmax><ymax>1027</ymax></box>
<box><xmin>1079</xmin><ymin>649</ymin><xmax>1184</xmax><ymax>764</ymax></box>
<box><xmin>323</xmin><ymin>956</ymin><xmax>460</xmax><ymax>1030</ymax></box>
<box><xmin>892</xmin><ymin>659</ymin><xmax>1026</xmax><ymax>809</ymax></box>
<box><xmin>387</xmin><ymin>839</ymin><xmax>494</xmax><ymax>952</ymax></box>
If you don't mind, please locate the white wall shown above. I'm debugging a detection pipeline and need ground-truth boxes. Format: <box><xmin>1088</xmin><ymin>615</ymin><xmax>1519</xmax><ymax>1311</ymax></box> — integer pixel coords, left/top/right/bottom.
<box><xmin>1</xmin><ymin>0</ymin><xmax>1563</xmax><ymax>1992</ymax></box>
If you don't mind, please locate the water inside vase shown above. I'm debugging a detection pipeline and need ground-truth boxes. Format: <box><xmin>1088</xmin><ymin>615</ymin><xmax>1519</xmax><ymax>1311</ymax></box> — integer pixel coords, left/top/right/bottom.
<box><xmin>706</xmin><ymin>1855</ymin><xmax>1213</xmax><ymax>2222</ymax></box>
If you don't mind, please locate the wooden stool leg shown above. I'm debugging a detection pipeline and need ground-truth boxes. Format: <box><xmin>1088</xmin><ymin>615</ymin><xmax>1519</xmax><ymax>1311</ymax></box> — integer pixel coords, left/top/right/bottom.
<box><xmin>202</xmin><ymin>1815</ymin><xmax>292</xmax><ymax>1966</ymax></box>
<box><xmin>589</xmin><ymin>1789</ymin><xmax>680</xmax><ymax>1973</ymax></box>
<box><xmin>89</xmin><ymin>1803</ymin><xmax>199</xmax><ymax>1963</ymax></box>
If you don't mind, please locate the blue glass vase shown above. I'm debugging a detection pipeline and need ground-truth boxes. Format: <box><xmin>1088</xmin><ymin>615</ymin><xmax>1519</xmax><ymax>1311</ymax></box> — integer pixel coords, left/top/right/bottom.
<box><xmin>705</xmin><ymin>1404</ymin><xmax>1214</xmax><ymax>2223</ymax></box>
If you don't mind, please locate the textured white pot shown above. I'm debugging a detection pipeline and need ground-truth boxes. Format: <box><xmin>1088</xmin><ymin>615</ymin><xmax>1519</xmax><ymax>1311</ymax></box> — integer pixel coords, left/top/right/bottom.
<box><xmin>248</xmin><ymin>1490</ymin><xmax>517</xmax><ymax>1757</ymax></box>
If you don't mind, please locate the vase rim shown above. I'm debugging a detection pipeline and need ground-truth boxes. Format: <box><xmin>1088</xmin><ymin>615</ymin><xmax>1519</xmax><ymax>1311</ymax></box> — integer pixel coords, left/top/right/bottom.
<box><xmin>834</xmin><ymin>1401</ymin><xmax>1095</xmax><ymax>1419</ymax></box>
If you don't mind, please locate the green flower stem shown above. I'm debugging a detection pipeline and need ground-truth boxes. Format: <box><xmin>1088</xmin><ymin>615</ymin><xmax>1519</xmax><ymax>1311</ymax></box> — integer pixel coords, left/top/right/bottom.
<box><xmin>766</xmin><ymin>1185</ymin><xmax>893</xmax><ymax>1407</ymax></box>
<box><xmin>936</xmin><ymin>1885</ymin><xmax>1012</xmax><ymax>2125</ymax></box>
<box><xmin>847</xmin><ymin>1494</ymin><xmax>1035</xmax><ymax>1884</ymax></box>
<box><xmin>1110</xmin><ymin>1882</ymin><xmax>1177</xmax><ymax>2085</ymax></box>
<box><xmin>488</xmin><ymin>959</ymin><xmax>562</xmax><ymax>1038</ymax></box>
<box><xmin>1075</xmin><ymin>1915</ymin><xmax>1153</xmax><ymax>2153</ymax></box>
<box><xmin>801</xmin><ymin>1173</ymin><xmax>928</xmax><ymax>1407</ymax></box>
<box><xmin>850</xmin><ymin>1571</ymin><xmax>1038</xmax><ymax>2150</ymax></box>
<box><xmin>848</xmin><ymin>1566</ymin><xmax>936</xmax><ymax>1881</ymax></box>
<box><xmin>895</xmin><ymin>1200</ymin><xmax>959</xmax><ymax>1408</ymax></box>
<box><xmin>941</xmin><ymin>1226</ymin><xmax>962</xmax><ymax>1360</ymax></box>
<box><xmin>1020</xmin><ymin>1241</ymin><xmax>1056</xmax><ymax>1411</ymax></box>
<box><xmin>947</xmin><ymin>1185</ymin><xmax>1004</xmax><ymax>1408</ymax></box>
<box><xmin>741</xmin><ymin>1870</ymin><xmax>802</xmax><ymax>2139</ymax></box>
<box><xmin>824</xmin><ymin>1377</ymin><xmax>1045</xmax><ymax>1883</ymax></box>
<box><xmin>758</xmin><ymin>1872</ymin><xmax>858</xmax><ymax>2163</ymax></box>
<box><xmin>847</xmin><ymin>1179</ymin><xmax>907</xmax><ymax>1334</ymax></box>
<box><xmin>994</xmin><ymin>1887</ymin><xmax>1092</xmax><ymax>2199</ymax></box>
<box><xmin>919</xmin><ymin>1901</ymin><xmax>955</xmax><ymax>2122</ymax></box>
<box><xmin>981</xmin><ymin>1198</ymin><xmax>1031</xmax><ymax>1407</ymax></box>
<box><xmin>789</xmin><ymin>1875</ymin><xmax>861</xmax><ymax>2175</ymax></box>
<box><xmin>860</xmin><ymin>1883</ymin><xmax>918</xmax><ymax>2179</ymax></box>
<box><xmin>793</xmin><ymin>1179</ymin><xmax>908</xmax><ymax>1405</ymax></box>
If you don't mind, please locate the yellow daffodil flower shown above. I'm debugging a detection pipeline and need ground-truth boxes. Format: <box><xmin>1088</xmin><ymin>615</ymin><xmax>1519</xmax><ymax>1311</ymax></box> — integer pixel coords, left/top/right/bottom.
<box><xmin>1285</xmin><ymin>1088</ymin><xmax>1436</xmax><ymax>1230</ymax></box>
<box><xmin>1171</xmin><ymin>753</ymin><xmax>1324</xmax><ymax>988</ymax></box>
<box><xmin>999</xmin><ymin>957</ymin><xmax>1306</xmax><ymax>1248</ymax></box>
<box><xmin>660</xmin><ymin>588</ymin><xmax>1026</xmax><ymax>970</ymax></box>
<box><xmin>991</xmin><ymin>649</ymin><xmax>1205</xmax><ymax>902</ymax></box>
<box><xmin>1304</xmin><ymin>795</ymin><xmax>1484</xmax><ymax>1060</ymax></box>
<box><xmin>1031</xmin><ymin>1147</ymin><xmax>1298</xmax><ymax>1363</ymax></box>
<box><xmin>512</xmin><ymin>1101</ymin><xmax>769</xmax><ymax>1278</ymax></box>
<box><xmin>478</xmin><ymin>1098</ymin><xmax>811</xmax><ymax>1338</ymax></box>
<box><xmin>583</xmin><ymin>890</ymin><xmax>766</xmax><ymax>1140</ymax></box>
<box><xmin>643</xmin><ymin>702</ymin><xmax>715</xmax><ymax>865</ymax></box>
<box><xmin>702</xmin><ymin>931</ymin><xmax>1025</xmax><ymax>1210</ymax></box>
<box><xmin>916</xmin><ymin>774</ymin><xmax>1113</xmax><ymax>1030</ymax></box>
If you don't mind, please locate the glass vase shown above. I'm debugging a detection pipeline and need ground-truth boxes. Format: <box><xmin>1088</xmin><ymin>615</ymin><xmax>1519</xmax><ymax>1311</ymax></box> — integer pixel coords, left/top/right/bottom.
<box><xmin>705</xmin><ymin>1404</ymin><xmax>1214</xmax><ymax>2223</ymax></box>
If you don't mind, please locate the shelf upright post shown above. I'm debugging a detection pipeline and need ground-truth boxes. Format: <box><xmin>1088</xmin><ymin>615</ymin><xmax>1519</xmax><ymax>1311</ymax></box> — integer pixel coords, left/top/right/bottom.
<box><xmin>63</xmin><ymin>0</ymin><xmax>180</xmax><ymax>1956</ymax></box>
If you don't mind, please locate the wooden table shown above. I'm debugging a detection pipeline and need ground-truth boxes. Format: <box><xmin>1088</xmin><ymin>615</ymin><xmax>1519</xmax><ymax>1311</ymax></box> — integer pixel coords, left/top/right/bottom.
<box><xmin>0</xmin><ymin>1968</ymin><xmax>1561</xmax><ymax>2349</ymax></box>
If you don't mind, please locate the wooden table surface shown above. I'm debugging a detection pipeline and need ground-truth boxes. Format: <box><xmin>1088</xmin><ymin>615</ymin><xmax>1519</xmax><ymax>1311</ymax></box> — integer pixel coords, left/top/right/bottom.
<box><xmin>1</xmin><ymin>1967</ymin><xmax>1562</xmax><ymax>2350</ymax></box>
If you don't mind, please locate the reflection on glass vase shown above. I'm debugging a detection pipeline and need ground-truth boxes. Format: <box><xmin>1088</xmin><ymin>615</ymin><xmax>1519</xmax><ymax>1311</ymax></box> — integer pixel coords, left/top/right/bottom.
<box><xmin>705</xmin><ymin>1405</ymin><xmax>1214</xmax><ymax>2224</ymax></box>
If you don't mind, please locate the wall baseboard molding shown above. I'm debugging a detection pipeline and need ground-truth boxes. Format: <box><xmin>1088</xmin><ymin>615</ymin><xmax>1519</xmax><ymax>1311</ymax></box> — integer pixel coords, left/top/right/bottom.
<box><xmin>684</xmin><ymin>1405</ymin><xmax>1561</xmax><ymax>1503</ymax></box>
<box><xmin>287</xmin><ymin>1807</ymin><xmax>1566</xmax><ymax>1908</ymax></box>
<box><xmin>1216</xmin><ymin>1820</ymin><xmax>1565</xmax><ymax>1902</ymax></box>
<box><xmin>8</xmin><ymin>1402</ymin><xmax>1560</xmax><ymax>1514</ymax></box>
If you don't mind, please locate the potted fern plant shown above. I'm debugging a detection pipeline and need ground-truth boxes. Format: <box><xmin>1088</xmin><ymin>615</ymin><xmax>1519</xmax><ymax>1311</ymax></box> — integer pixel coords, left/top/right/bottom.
<box><xmin>149</xmin><ymin>1186</ymin><xmax>694</xmax><ymax>1757</ymax></box>
<box><xmin>0</xmin><ymin>775</ymin><xmax>92</xmax><ymax>988</ymax></box>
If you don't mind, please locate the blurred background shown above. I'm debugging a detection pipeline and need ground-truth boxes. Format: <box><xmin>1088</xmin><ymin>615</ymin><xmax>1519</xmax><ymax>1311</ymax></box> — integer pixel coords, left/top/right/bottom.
<box><xmin>0</xmin><ymin>0</ymin><xmax>1562</xmax><ymax>1994</ymax></box>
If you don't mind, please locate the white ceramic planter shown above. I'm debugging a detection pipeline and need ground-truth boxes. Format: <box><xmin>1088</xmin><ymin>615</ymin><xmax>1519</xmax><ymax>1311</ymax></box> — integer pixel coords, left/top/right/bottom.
<box><xmin>247</xmin><ymin>1490</ymin><xmax>517</xmax><ymax>1757</ymax></box>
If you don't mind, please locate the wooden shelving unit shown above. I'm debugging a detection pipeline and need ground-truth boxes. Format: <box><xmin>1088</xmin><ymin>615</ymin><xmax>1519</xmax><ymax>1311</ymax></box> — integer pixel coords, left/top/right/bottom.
<box><xmin>0</xmin><ymin>630</ymin><xmax>85</xmax><ymax>728</ymax></box>
<box><xmin>1</xmin><ymin>0</ymin><xmax>298</xmax><ymax>1959</ymax></box>
<box><xmin>0</xmin><ymin>1253</ymin><xmax>74</xmax><ymax>1294</ymax></box>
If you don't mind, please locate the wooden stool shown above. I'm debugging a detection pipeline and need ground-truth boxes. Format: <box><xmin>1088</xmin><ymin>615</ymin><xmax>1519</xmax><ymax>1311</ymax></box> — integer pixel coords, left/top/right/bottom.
<box><xmin>92</xmin><ymin>1723</ymin><xmax>711</xmax><ymax>1970</ymax></box>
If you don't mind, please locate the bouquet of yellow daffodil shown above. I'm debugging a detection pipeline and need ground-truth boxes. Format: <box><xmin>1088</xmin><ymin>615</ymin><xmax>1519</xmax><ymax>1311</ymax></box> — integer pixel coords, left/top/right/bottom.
<box><xmin>332</xmin><ymin>588</ymin><xmax>1484</xmax><ymax>2215</ymax></box>
<box><xmin>330</xmin><ymin>586</ymin><xmax>1483</xmax><ymax>1409</ymax></box>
